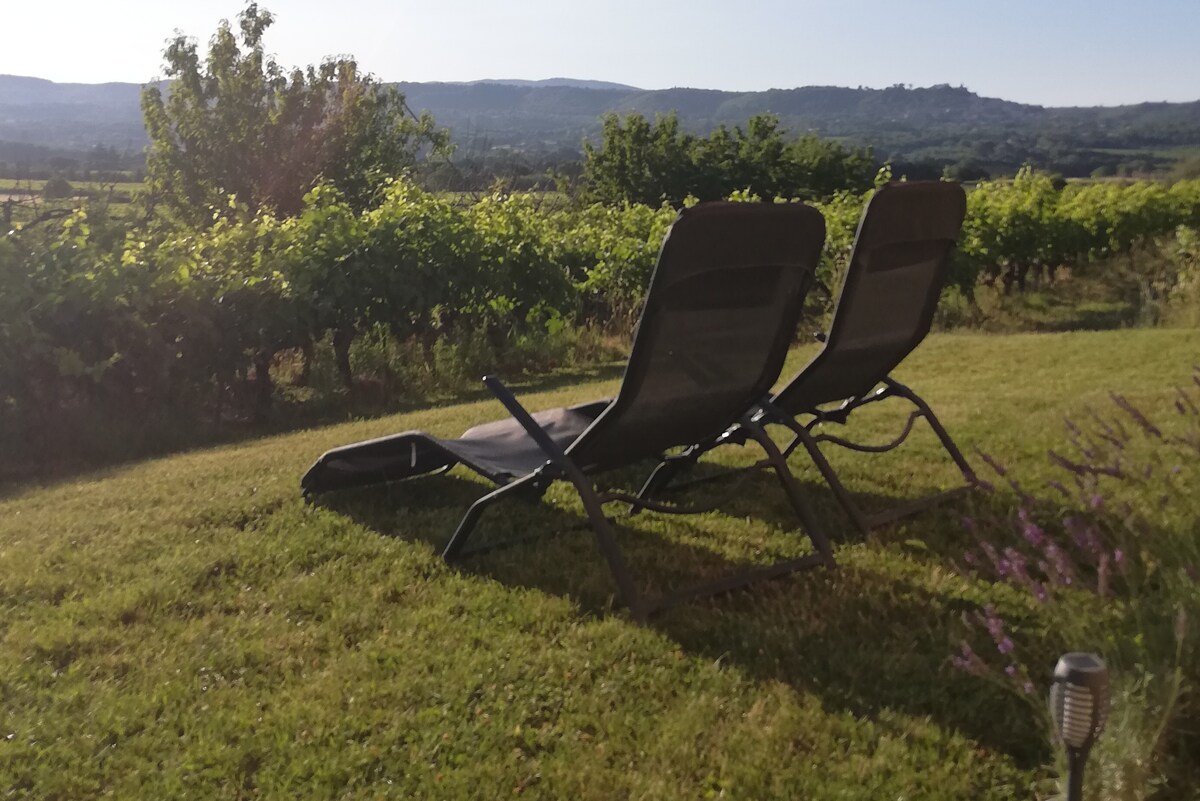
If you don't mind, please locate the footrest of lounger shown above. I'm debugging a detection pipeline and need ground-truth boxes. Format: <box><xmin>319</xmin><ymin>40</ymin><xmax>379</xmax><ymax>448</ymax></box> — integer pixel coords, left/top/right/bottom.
<box><xmin>301</xmin><ymin>399</ymin><xmax>610</xmax><ymax>496</ymax></box>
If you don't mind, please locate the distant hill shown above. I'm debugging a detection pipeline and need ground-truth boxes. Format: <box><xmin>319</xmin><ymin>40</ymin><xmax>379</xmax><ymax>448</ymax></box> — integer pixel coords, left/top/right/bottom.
<box><xmin>2</xmin><ymin>73</ymin><xmax>1198</xmax><ymax>177</ymax></box>
<box><xmin>0</xmin><ymin>75</ymin><xmax>149</xmax><ymax>151</ymax></box>
<box><xmin>462</xmin><ymin>78</ymin><xmax>640</xmax><ymax>91</ymax></box>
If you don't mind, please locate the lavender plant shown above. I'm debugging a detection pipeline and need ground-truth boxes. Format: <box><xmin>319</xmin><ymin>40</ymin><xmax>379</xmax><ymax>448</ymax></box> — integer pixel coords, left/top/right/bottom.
<box><xmin>954</xmin><ymin>367</ymin><xmax>1200</xmax><ymax>800</ymax></box>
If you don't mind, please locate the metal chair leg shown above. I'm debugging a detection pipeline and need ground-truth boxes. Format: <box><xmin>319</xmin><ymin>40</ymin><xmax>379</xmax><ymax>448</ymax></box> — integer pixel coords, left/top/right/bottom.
<box><xmin>787</xmin><ymin>425</ymin><xmax>873</xmax><ymax>535</ymax></box>
<box><xmin>770</xmin><ymin>382</ymin><xmax>976</xmax><ymax>533</ymax></box>
<box><xmin>741</xmin><ymin>420</ymin><xmax>837</xmax><ymax>565</ymax></box>
<box><xmin>885</xmin><ymin>380</ymin><xmax>978</xmax><ymax>484</ymax></box>
<box><xmin>442</xmin><ymin>472</ymin><xmax>544</xmax><ymax>559</ymax></box>
<box><xmin>630</xmin><ymin>455</ymin><xmax>695</xmax><ymax>515</ymax></box>
<box><xmin>567</xmin><ymin>474</ymin><xmax>648</xmax><ymax>621</ymax></box>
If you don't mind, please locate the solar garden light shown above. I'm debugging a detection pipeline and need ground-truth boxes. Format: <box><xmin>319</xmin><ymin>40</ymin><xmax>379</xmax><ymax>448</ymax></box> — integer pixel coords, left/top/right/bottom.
<box><xmin>1049</xmin><ymin>653</ymin><xmax>1110</xmax><ymax>801</ymax></box>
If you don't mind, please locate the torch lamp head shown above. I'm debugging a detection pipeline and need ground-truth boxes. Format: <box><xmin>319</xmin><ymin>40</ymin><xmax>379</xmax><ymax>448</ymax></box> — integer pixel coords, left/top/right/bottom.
<box><xmin>1049</xmin><ymin>652</ymin><xmax>1110</xmax><ymax>754</ymax></box>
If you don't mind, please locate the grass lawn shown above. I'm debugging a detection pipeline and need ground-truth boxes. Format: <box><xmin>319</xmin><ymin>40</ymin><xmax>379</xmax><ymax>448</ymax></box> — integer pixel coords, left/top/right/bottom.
<box><xmin>1</xmin><ymin>328</ymin><xmax>1197</xmax><ymax>799</ymax></box>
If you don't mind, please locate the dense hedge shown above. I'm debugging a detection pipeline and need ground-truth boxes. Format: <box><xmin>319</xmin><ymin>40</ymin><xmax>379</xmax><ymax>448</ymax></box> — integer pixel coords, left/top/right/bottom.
<box><xmin>3</xmin><ymin>173</ymin><xmax>1199</xmax><ymax>454</ymax></box>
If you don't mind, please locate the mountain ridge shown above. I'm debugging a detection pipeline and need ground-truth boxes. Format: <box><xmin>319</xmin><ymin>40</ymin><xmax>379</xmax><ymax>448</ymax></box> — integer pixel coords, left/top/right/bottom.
<box><xmin>458</xmin><ymin>78</ymin><xmax>640</xmax><ymax>91</ymax></box>
<box><xmin>2</xmin><ymin>73</ymin><xmax>1198</xmax><ymax>177</ymax></box>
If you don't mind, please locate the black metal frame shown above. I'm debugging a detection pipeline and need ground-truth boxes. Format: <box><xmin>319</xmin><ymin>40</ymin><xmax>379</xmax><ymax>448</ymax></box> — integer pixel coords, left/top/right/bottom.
<box><xmin>763</xmin><ymin>378</ymin><xmax>977</xmax><ymax>533</ymax></box>
<box><xmin>442</xmin><ymin>376</ymin><xmax>834</xmax><ymax>622</ymax></box>
<box><xmin>640</xmin><ymin>377</ymin><xmax>977</xmax><ymax>535</ymax></box>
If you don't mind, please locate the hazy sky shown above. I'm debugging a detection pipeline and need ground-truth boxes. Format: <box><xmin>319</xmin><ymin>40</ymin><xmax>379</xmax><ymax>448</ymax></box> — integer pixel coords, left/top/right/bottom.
<box><xmin>5</xmin><ymin>0</ymin><xmax>1198</xmax><ymax>107</ymax></box>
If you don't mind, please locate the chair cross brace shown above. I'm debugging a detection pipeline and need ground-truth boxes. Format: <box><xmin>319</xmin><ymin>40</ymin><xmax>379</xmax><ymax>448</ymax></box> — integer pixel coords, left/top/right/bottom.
<box><xmin>441</xmin><ymin>377</ymin><xmax>834</xmax><ymax>622</ymax></box>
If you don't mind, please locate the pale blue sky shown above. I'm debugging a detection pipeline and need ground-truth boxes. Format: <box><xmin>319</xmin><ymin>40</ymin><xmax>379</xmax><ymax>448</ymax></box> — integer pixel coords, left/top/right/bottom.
<box><xmin>5</xmin><ymin>0</ymin><xmax>1197</xmax><ymax>107</ymax></box>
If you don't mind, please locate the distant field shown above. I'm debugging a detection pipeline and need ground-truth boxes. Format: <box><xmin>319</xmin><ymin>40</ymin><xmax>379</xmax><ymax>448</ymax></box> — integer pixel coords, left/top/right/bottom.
<box><xmin>1</xmin><ymin>179</ymin><xmax>142</xmax><ymax>223</ymax></box>
<box><xmin>1093</xmin><ymin>145</ymin><xmax>1200</xmax><ymax>162</ymax></box>
<box><xmin>0</xmin><ymin>178</ymin><xmax>145</xmax><ymax>194</ymax></box>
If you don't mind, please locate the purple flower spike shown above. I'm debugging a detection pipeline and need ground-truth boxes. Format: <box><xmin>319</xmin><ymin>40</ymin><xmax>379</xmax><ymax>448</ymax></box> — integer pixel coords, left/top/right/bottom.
<box><xmin>998</xmin><ymin>637</ymin><xmax>1015</xmax><ymax>655</ymax></box>
<box><xmin>1044</xmin><ymin>543</ymin><xmax>1074</xmax><ymax>584</ymax></box>
<box><xmin>1090</xmin><ymin>494</ymin><xmax>1104</xmax><ymax>510</ymax></box>
<box><xmin>1176</xmin><ymin>386</ymin><xmax>1200</xmax><ymax>416</ymax></box>
<box><xmin>1022</xmin><ymin>521</ymin><xmax>1046</xmax><ymax>548</ymax></box>
<box><xmin>1110</xmin><ymin>393</ymin><xmax>1164</xmax><ymax>439</ymax></box>
<box><xmin>1005</xmin><ymin>664</ymin><xmax>1018</xmax><ymax>677</ymax></box>
<box><xmin>979</xmin><ymin>451</ymin><xmax>1008</xmax><ymax>477</ymax></box>
<box><xmin>1003</xmin><ymin>547</ymin><xmax>1030</xmax><ymax>582</ymax></box>
<box><xmin>1046</xmin><ymin>480</ymin><xmax>1071</xmax><ymax>498</ymax></box>
<box><xmin>951</xmin><ymin>641</ymin><xmax>988</xmax><ymax>677</ymax></box>
<box><xmin>983</xmin><ymin>606</ymin><xmax>1005</xmax><ymax>639</ymax></box>
<box><xmin>1049</xmin><ymin>450</ymin><xmax>1088</xmax><ymax>476</ymax></box>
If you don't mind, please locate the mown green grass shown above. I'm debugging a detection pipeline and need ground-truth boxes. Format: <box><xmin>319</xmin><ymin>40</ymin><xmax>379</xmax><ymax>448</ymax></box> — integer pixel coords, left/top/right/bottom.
<box><xmin>1</xmin><ymin>329</ymin><xmax>1197</xmax><ymax>799</ymax></box>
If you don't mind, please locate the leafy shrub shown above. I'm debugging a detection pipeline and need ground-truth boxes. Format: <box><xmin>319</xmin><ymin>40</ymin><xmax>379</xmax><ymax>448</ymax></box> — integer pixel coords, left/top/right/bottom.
<box><xmin>6</xmin><ymin>172</ymin><xmax>1200</xmax><ymax>474</ymax></box>
<box><xmin>1165</xmin><ymin>226</ymin><xmax>1200</xmax><ymax>324</ymax></box>
<box><xmin>41</xmin><ymin>176</ymin><xmax>73</xmax><ymax>200</ymax></box>
<box><xmin>580</xmin><ymin>111</ymin><xmax>875</xmax><ymax>207</ymax></box>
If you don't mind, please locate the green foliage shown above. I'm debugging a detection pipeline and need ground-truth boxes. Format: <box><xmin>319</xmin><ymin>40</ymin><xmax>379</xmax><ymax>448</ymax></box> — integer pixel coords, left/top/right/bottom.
<box><xmin>953</xmin><ymin>170</ymin><xmax>1200</xmax><ymax>294</ymax></box>
<box><xmin>580</xmin><ymin>112</ymin><xmax>875</xmax><ymax>207</ymax></box>
<box><xmin>811</xmin><ymin>188</ymin><xmax>869</xmax><ymax>290</ymax></box>
<box><xmin>140</xmin><ymin>4</ymin><xmax>448</xmax><ymax>226</ymax></box>
<box><xmin>6</xmin><ymin>171</ymin><xmax>1200</xmax><ymax>473</ymax></box>
<box><xmin>553</xmin><ymin>201</ymin><xmax>676</xmax><ymax>321</ymax></box>
<box><xmin>0</xmin><ymin>207</ymin><xmax>153</xmax><ymax>438</ymax></box>
<box><xmin>1164</xmin><ymin>225</ymin><xmax>1200</xmax><ymax>324</ymax></box>
<box><xmin>41</xmin><ymin>175</ymin><xmax>73</xmax><ymax>200</ymax></box>
<box><xmin>0</xmin><ymin>176</ymin><xmax>670</xmax><ymax>459</ymax></box>
<box><xmin>1170</xmin><ymin>155</ymin><xmax>1200</xmax><ymax>181</ymax></box>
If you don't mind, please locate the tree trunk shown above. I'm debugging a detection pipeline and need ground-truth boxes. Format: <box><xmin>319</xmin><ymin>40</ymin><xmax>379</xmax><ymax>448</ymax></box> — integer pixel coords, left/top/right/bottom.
<box><xmin>333</xmin><ymin>326</ymin><xmax>355</xmax><ymax>389</ymax></box>
<box><xmin>1015</xmin><ymin>264</ymin><xmax>1029</xmax><ymax>293</ymax></box>
<box><xmin>297</xmin><ymin>337</ymin><xmax>314</xmax><ymax>387</ymax></box>
<box><xmin>252</xmin><ymin>349</ymin><xmax>274</xmax><ymax>423</ymax></box>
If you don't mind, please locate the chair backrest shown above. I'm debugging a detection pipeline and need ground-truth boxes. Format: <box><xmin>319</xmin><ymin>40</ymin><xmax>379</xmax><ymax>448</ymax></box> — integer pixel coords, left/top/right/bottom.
<box><xmin>772</xmin><ymin>181</ymin><xmax>966</xmax><ymax>414</ymax></box>
<box><xmin>567</xmin><ymin>201</ymin><xmax>825</xmax><ymax>472</ymax></box>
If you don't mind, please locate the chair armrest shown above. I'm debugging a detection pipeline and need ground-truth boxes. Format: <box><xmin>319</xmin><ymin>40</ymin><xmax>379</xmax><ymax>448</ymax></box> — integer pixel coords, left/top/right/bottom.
<box><xmin>482</xmin><ymin>374</ymin><xmax>574</xmax><ymax>466</ymax></box>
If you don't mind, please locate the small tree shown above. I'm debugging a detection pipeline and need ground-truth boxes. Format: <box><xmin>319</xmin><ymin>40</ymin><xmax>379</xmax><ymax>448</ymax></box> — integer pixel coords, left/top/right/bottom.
<box><xmin>580</xmin><ymin>112</ymin><xmax>698</xmax><ymax>207</ymax></box>
<box><xmin>141</xmin><ymin>3</ymin><xmax>449</xmax><ymax>226</ymax></box>
<box><xmin>42</xmin><ymin>176</ymin><xmax>74</xmax><ymax>200</ymax></box>
<box><xmin>581</xmin><ymin>112</ymin><xmax>876</xmax><ymax>207</ymax></box>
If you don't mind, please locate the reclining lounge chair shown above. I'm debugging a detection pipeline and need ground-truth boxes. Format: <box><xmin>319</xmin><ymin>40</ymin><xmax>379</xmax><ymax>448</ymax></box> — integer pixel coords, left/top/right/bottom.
<box><xmin>301</xmin><ymin>202</ymin><xmax>834</xmax><ymax>621</ymax></box>
<box><xmin>640</xmin><ymin>182</ymin><xmax>978</xmax><ymax>533</ymax></box>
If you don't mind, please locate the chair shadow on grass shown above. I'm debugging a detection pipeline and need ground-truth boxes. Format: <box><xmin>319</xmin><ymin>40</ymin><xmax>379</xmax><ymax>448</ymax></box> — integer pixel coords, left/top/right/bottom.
<box><xmin>320</xmin><ymin>461</ymin><xmax>1046</xmax><ymax>768</ymax></box>
<box><xmin>0</xmin><ymin>362</ymin><xmax>627</xmax><ymax>503</ymax></box>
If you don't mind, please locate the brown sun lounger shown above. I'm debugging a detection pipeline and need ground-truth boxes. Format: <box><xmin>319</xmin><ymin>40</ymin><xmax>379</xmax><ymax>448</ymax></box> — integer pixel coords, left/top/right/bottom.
<box><xmin>639</xmin><ymin>182</ymin><xmax>977</xmax><ymax>533</ymax></box>
<box><xmin>302</xmin><ymin>201</ymin><xmax>833</xmax><ymax>620</ymax></box>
